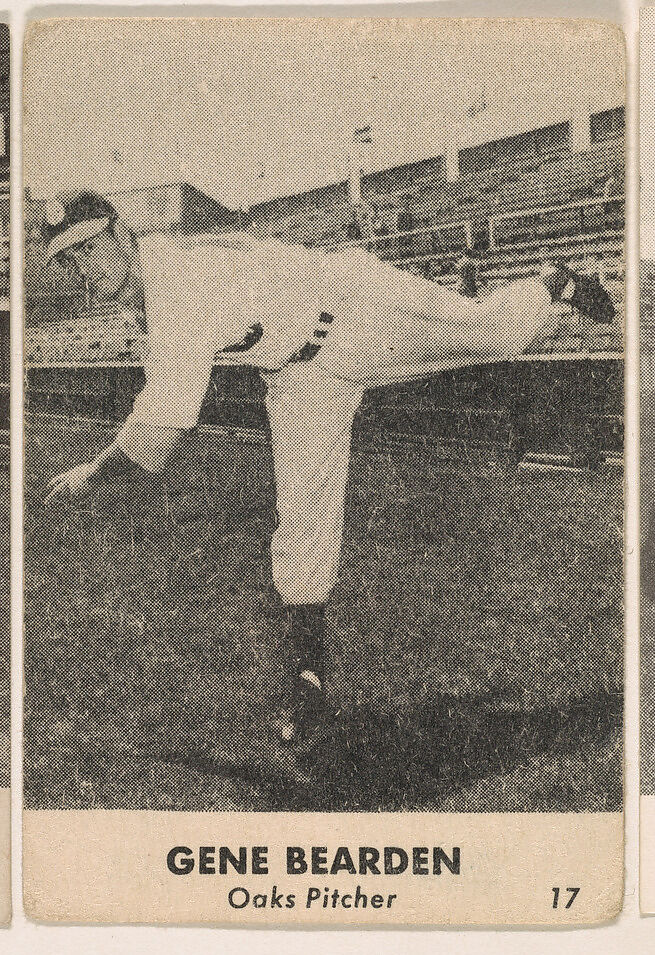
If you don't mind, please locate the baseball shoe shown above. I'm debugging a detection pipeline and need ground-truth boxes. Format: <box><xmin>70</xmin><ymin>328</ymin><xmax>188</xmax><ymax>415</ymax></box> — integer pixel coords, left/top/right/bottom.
<box><xmin>542</xmin><ymin>261</ymin><xmax>615</xmax><ymax>324</ymax></box>
<box><xmin>277</xmin><ymin>669</ymin><xmax>332</xmax><ymax>746</ymax></box>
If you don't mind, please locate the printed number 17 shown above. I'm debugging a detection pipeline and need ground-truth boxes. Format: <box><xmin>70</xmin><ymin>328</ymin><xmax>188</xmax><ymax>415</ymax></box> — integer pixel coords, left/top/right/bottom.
<box><xmin>552</xmin><ymin>887</ymin><xmax>580</xmax><ymax>909</ymax></box>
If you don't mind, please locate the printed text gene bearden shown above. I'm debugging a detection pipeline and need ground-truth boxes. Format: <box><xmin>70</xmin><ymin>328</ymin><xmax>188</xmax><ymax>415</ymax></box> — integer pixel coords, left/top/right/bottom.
<box><xmin>167</xmin><ymin>844</ymin><xmax>460</xmax><ymax>876</ymax></box>
<box><xmin>167</xmin><ymin>845</ymin><xmax>460</xmax><ymax>910</ymax></box>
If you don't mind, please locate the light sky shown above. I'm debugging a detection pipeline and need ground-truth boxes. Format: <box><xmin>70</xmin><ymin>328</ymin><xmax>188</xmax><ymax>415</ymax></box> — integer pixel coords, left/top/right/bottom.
<box><xmin>24</xmin><ymin>17</ymin><xmax>623</xmax><ymax>209</ymax></box>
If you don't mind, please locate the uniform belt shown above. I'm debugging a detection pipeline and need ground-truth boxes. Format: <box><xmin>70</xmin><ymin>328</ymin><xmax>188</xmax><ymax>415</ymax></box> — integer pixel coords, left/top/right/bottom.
<box><xmin>288</xmin><ymin>311</ymin><xmax>335</xmax><ymax>363</ymax></box>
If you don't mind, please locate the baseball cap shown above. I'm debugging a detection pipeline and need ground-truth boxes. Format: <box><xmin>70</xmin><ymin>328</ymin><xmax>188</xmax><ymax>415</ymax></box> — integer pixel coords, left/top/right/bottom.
<box><xmin>42</xmin><ymin>191</ymin><xmax>118</xmax><ymax>262</ymax></box>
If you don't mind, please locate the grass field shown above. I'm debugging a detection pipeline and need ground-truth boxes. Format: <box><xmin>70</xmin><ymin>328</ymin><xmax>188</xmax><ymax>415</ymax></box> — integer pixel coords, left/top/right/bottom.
<box><xmin>24</xmin><ymin>413</ymin><xmax>623</xmax><ymax>812</ymax></box>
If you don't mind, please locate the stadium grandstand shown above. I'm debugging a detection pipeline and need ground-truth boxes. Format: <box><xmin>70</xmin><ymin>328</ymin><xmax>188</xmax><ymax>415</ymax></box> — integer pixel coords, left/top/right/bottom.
<box><xmin>24</xmin><ymin>102</ymin><xmax>624</xmax><ymax>469</ymax></box>
<box><xmin>247</xmin><ymin>107</ymin><xmax>624</xmax><ymax>361</ymax></box>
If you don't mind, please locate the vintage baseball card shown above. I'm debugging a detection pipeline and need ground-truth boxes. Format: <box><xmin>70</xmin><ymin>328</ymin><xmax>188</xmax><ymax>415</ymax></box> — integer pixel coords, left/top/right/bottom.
<box><xmin>642</xmin><ymin>4</ymin><xmax>655</xmax><ymax>916</ymax></box>
<box><xmin>23</xmin><ymin>16</ymin><xmax>624</xmax><ymax>924</ymax></box>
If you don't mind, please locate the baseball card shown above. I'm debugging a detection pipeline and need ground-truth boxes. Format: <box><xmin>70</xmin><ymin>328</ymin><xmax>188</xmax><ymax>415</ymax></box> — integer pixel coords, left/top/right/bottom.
<box><xmin>23</xmin><ymin>16</ymin><xmax>624</xmax><ymax>924</ymax></box>
<box><xmin>642</xmin><ymin>4</ymin><xmax>655</xmax><ymax>916</ymax></box>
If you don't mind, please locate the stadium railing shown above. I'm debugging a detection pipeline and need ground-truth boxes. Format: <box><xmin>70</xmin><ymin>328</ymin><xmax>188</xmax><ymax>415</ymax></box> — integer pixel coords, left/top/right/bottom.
<box><xmin>320</xmin><ymin>218</ymin><xmax>474</xmax><ymax>259</ymax></box>
<box><xmin>488</xmin><ymin>193</ymin><xmax>624</xmax><ymax>249</ymax></box>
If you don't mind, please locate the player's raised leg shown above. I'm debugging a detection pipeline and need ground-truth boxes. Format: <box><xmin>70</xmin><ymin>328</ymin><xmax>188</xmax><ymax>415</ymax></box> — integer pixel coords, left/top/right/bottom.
<box><xmin>317</xmin><ymin>254</ymin><xmax>615</xmax><ymax>386</ymax></box>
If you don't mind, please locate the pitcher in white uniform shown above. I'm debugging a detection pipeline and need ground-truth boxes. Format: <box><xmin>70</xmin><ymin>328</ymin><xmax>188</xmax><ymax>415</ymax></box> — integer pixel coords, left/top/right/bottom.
<box><xmin>42</xmin><ymin>191</ymin><xmax>615</xmax><ymax>744</ymax></box>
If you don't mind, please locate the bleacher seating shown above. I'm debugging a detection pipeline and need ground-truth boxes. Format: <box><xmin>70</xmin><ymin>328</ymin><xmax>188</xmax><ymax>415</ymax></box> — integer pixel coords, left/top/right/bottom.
<box><xmin>25</xmin><ymin>310</ymin><xmax>147</xmax><ymax>366</ymax></box>
<box><xmin>248</xmin><ymin>137</ymin><xmax>623</xmax><ymax>267</ymax></box>
<box><xmin>313</xmin><ymin>138</ymin><xmax>625</xmax><ymax>356</ymax></box>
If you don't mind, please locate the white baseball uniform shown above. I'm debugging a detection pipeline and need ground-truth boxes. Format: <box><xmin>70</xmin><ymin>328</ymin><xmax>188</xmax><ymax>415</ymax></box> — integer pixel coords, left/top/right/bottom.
<box><xmin>115</xmin><ymin>230</ymin><xmax>552</xmax><ymax>603</ymax></box>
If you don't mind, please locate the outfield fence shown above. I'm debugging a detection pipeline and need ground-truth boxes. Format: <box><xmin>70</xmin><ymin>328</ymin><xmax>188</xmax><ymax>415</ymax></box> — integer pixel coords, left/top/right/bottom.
<box><xmin>25</xmin><ymin>354</ymin><xmax>623</xmax><ymax>469</ymax></box>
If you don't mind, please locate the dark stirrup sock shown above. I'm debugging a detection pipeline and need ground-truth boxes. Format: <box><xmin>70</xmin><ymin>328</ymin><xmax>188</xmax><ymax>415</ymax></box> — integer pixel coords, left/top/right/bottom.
<box><xmin>286</xmin><ymin>603</ymin><xmax>328</xmax><ymax>685</ymax></box>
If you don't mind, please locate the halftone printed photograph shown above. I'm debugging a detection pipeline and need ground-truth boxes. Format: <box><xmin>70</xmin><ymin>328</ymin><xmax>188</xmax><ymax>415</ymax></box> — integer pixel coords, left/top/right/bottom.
<box><xmin>23</xmin><ymin>17</ymin><xmax>623</xmax><ymax>924</ymax></box>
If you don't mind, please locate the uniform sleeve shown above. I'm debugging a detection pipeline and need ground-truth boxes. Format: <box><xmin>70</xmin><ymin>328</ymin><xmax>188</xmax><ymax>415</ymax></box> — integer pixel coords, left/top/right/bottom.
<box><xmin>115</xmin><ymin>339</ymin><xmax>214</xmax><ymax>472</ymax></box>
<box><xmin>115</xmin><ymin>290</ymin><xmax>218</xmax><ymax>471</ymax></box>
<box><xmin>129</xmin><ymin>329</ymin><xmax>217</xmax><ymax>429</ymax></box>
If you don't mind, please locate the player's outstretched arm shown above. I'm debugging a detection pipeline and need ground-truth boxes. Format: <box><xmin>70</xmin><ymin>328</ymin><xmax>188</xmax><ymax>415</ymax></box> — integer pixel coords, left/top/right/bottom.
<box><xmin>44</xmin><ymin>418</ymin><xmax>186</xmax><ymax>505</ymax></box>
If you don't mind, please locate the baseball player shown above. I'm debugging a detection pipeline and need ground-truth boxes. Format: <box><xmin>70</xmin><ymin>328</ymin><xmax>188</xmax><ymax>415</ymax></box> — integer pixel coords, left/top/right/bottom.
<box><xmin>42</xmin><ymin>191</ymin><xmax>615</xmax><ymax>744</ymax></box>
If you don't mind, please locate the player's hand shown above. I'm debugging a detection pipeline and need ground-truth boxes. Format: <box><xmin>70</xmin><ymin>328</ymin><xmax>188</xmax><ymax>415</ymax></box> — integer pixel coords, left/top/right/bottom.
<box><xmin>44</xmin><ymin>461</ymin><xmax>94</xmax><ymax>506</ymax></box>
